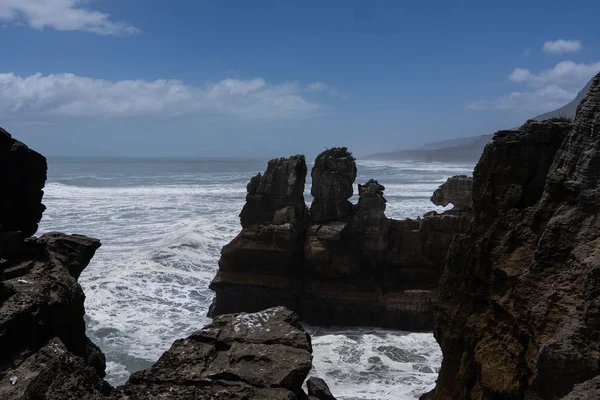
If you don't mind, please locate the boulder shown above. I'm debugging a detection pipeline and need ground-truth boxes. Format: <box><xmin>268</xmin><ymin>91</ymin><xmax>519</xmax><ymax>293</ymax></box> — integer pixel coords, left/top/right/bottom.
<box><xmin>424</xmin><ymin>73</ymin><xmax>600</xmax><ymax>399</ymax></box>
<box><xmin>112</xmin><ymin>307</ymin><xmax>313</xmax><ymax>399</ymax></box>
<box><xmin>307</xmin><ymin>377</ymin><xmax>336</xmax><ymax>400</ymax></box>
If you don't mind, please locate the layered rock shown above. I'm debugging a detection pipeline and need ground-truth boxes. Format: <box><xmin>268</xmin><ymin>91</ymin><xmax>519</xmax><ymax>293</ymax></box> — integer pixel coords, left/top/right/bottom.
<box><xmin>424</xmin><ymin>73</ymin><xmax>600</xmax><ymax>399</ymax></box>
<box><xmin>310</xmin><ymin>147</ymin><xmax>357</xmax><ymax>222</ymax></box>
<box><xmin>112</xmin><ymin>307</ymin><xmax>316</xmax><ymax>399</ymax></box>
<box><xmin>431</xmin><ymin>175</ymin><xmax>473</xmax><ymax>210</ymax></box>
<box><xmin>1</xmin><ymin>128</ymin><xmax>335</xmax><ymax>400</ymax></box>
<box><xmin>211</xmin><ymin>149</ymin><xmax>472</xmax><ymax>330</ymax></box>
<box><xmin>209</xmin><ymin>156</ymin><xmax>308</xmax><ymax>316</ymax></box>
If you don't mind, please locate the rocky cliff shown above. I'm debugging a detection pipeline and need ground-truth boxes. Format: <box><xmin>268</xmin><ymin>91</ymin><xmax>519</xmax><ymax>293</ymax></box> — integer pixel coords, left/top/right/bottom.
<box><xmin>210</xmin><ymin>148</ymin><xmax>472</xmax><ymax>330</ymax></box>
<box><xmin>0</xmin><ymin>128</ymin><xmax>335</xmax><ymax>400</ymax></box>
<box><xmin>424</xmin><ymin>73</ymin><xmax>600</xmax><ymax>399</ymax></box>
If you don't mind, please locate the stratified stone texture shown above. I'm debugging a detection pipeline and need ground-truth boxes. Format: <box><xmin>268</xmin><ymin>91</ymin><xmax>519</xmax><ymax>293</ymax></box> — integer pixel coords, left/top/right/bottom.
<box><xmin>211</xmin><ymin>147</ymin><xmax>473</xmax><ymax>330</ymax></box>
<box><xmin>310</xmin><ymin>147</ymin><xmax>357</xmax><ymax>223</ymax></box>
<box><xmin>210</xmin><ymin>156</ymin><xmax>309</xmax><ymax>316</ymax></box>
<box><xmin>424</xmin><ymin>73</ymin><xmax>600</xmax><ymax>399</ymax></box>
<box><xmin>430</xmin><ymin>175</ymin><xmax>473</xmax><ymax>210</ymax></box>
<box><xmin>112</xmin><ymin>307</ymin><xmax>315</xmax><ymax>400</ymax></box>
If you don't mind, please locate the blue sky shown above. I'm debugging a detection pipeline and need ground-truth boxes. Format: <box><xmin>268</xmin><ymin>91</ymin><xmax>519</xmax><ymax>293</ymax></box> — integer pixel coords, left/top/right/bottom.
<box><xmin>1</xmin><ymin>0</ymin><xmax>599</xmax><ymax>157</ymax></box>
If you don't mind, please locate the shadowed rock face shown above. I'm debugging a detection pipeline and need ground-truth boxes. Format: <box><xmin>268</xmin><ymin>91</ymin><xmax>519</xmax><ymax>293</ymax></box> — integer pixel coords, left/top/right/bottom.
<box><xmin>0</xmin><ymin>128</ymin><xmax>47</xmax><ymax>238</ymax></box>
<box><xmin>310</xmin><ymin>147</ymin><xmax>357</xmax><ymax>223</ymax></box>
<box><xmin>424</xmin><ymin>73</ymin><xmax>600</xmax><ymax>399</ymax></box>
<box><xmin>210</xmin><ymin>156</ymin><xmax>309</xmax><ymax>317</ymax></box>
<box><xmin>211</xmin><ymin>148</ymin><xmax>473</xmax><ymax>330</ymax></box>
<box><xmin>430</xmin><ymin>175</ymin><xmax>473</xmax><ymax>210</ymax></box>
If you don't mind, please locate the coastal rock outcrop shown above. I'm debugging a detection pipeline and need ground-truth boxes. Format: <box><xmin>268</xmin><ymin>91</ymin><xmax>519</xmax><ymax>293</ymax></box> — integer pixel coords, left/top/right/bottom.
<box><xmin>210</xmin><ymin>148</ymin><xmax>473</xmax><ymax>330</ymax></box>
<box><xmin>113</xmin><ymin>306</ymin><xmax>315</xmax><ymax>399</ymax></box>
<box><xmin>210</xmin><ymin>156</ymin><xmax>308</xmax><ymax>316</ymax></box>
<box><xmin>430</xmin><ymin>175</ymin><xmax>473</xmax><ymax>210</ymax></box>
<box><xmin>1</xmin><ymin>128</ymin><xmax>336</xmax><ymax>400</ymax></box>
<box><xmin>0</xmin><ymin>127</ymin><xmax>109</xmax><ymax>398</ymax></box>
<box><xmin>310</xmin><ymin>147</ymin><xmax>357</xmax><ymax>222</ymax></box>
<box><xmin>424</xmin><ymin>74</ymin><xmax>600</xmax><ymax>399</ymax></box>
<box><xmin>0</xmin><ymin>128</ymin><xmax>47</xmax><ymax>238</ymax></box>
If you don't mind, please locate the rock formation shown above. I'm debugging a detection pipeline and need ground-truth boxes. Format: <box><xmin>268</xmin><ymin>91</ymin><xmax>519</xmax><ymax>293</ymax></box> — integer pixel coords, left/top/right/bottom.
<box><xmin>113</xmin><ymin>307</ymin><xmax>317</xmax><ymax>399</ymax></box>
<box><xmin>210</xmin><ymin>156</ymin><xmax>309</xmax><ymax>316</ymax></box>
<box><xmin>210</xmin><ymin>148</ymin><xmax>472</xmax><ymax>330</ymax></box>
<box><xmin>0</xmin><ymin>128</ymin><xmax>335</xmax><ymax>400</ymax></box>
<box><xmin>431</xmin><ymin>175</ymin><xmax>473</xmax><ymax>210</ymax></box>
<box><xmin>424</xmin><ymin>73</ymin><xmax>600</xmax><ymax>399</ymax></box>
<box><xmin>309</xmin><ymin>147</ymin><xmax>357</xmax><ymax>223</ymax></box>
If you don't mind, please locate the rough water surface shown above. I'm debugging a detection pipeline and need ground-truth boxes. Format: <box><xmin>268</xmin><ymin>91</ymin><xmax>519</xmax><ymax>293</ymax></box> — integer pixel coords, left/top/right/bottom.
<box><xmin>38</xmin><ymin>156</ymin><xmax>473</xmax><ymax>400</ymax></box>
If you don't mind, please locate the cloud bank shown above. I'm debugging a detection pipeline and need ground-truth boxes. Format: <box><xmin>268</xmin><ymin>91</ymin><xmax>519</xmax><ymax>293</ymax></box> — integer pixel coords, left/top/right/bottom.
<box><xmin>0</xmin><ymin>72</ymin><xmax>328</xmax><ymax>120</ymax></box>
<box><xmin>0</xmin><ymin>0</ymin><xmax>139</xmax><ymax>35</ymax></box>
<box><xmin>543</xmin><ymin>39</ymin><xmax>582</xmax><ymax>54</ymax></box>
<box><xmin>468</xmin><ymin>60</ymin><xmax>600</xmax><ymax>112</ymax></box>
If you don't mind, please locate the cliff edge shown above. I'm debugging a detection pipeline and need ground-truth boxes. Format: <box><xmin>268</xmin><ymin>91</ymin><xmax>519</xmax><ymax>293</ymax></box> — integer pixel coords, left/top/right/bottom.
<box><xmin>424</xmin><ymin>73</ymin><xmax>600</xmax><ymax>399</ymax></box>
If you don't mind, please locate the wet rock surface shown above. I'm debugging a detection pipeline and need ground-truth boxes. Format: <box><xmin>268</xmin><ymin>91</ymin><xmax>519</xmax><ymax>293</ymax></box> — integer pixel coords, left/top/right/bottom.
<box><xmin>424</xmin><ymin>74</ymin><xmax>600</xmax><ymax>399</ymax></box>
<box><xmin>210</xmin><ymin>147</ymin><xmax>473</xmax><ymax>330</ymax></box>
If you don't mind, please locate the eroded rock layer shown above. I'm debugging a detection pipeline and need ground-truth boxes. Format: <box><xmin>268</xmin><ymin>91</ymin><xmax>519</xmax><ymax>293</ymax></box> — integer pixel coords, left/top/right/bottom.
<box><xmin>211</xmin><ymin>148</ymin><xmax>472</xmax><ymax>330</ymax></box>
<box><xmin>424</xmin><ymin>74</ymin><xmax>600</xmax><ymax>399</ymax></box>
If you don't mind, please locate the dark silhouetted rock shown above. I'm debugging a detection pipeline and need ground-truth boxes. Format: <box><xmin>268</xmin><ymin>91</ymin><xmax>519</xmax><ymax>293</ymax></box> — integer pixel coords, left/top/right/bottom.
<box><xmin>430</xmin><ymin>175</ymin><xmax>473</xmax><ymax>210</ymax></box>
<box><xmin>424</xmin><ymin>73</ymin><xmax>600</xmax><ymax>399</ymax></box>
<box><xmin>310</xmin><ymin>148</ymin><xmax>357</xmax><ymax>223</ymax></box>
<box><xmin>0</xmin><ymin>127</ymin><xmax>47</xmax><ymax>238</ymax></box>
<box><xmin>307</xmin><ymin>377</ymin><xmax>336</xmax><ymax>400</ymax></box>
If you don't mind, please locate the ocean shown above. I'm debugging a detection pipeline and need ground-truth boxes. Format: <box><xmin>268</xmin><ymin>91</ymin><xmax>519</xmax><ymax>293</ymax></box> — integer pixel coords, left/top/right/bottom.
<box><xmin>38</xmin><ymin>156</ymin><xmax>474</xmax><ymax>400</ymax></box>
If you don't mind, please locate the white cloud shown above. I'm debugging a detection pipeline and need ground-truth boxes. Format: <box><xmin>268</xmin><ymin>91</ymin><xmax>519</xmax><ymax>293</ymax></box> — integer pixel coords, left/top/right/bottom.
<box><xmin>508</xmin><ymin>61</ymin><xmax>600</xmax><ymax>86</ymax></box>
<box><xmin>0</xmin><ymin>72</ymin><xmax>329</xmax><ymax>120</ymax></box>
<box><xmin>467</xmin><ymin>84</ymin><xmax>577</xmax><ymax>112</ymax></box>
<box><xmin>543</xmin><ymin>39</ymin><xmax>582</xmax><ymax>54</ymax></box>
<box><xmin>468</xmin><ymin>60</ymin><xmax>600</xmax><ymax>112</ymax></box>
<box><xmin>0</xmin><ymin>0</ymin><xmax>139</xmax><ymax>35</ymax></box>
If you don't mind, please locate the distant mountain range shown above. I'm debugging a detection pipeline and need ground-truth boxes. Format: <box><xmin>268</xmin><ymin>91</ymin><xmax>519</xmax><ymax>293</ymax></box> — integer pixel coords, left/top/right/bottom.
<box><xmin>365</xmin><ymin>77</ymin><xmax>594</xmax><ymax>162</ymax></box>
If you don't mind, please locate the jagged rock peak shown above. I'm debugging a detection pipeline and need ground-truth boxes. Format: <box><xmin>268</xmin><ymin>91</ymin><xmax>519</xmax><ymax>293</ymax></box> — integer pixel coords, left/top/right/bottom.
<box><xmin>240</xmin><ymin>155</ymin><xmax>307</xmax><ymax>227</ymax></box>
<box><xmin>430</xmin><ymin>175</ymin><xmax>473</xmax><ymax>210</ymax></box>
<box><xmin>310</xmin><ymin>147</ymin><xmax>357</xmax><ymax>223</ymax></box>
<box><xmin>0</xmin><ymin>127</ymin><xmax>47</xmax><ymax>237</ymax></box>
